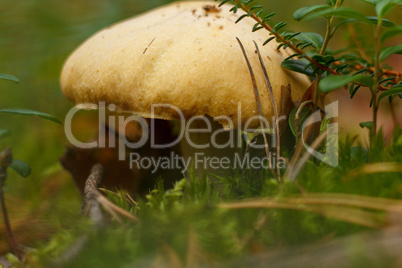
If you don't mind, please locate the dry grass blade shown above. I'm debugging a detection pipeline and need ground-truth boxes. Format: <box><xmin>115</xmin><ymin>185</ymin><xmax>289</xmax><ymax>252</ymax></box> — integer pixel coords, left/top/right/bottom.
<box><xmin>287</xmin><ymin>130</ymin><xmax>329</xmax><ymax>181</ymax></box>
<box><xmin>97</xmin><ymin>194</ymin><xmax>138</xmax><ymax>222</ymax></box>
<box><xmin>284</xmin><ymin>118</ymin><xmax>330</xmax><ymax>181</ymax></box>
<box><xmin>344</xmin><ymin>162</ymin><xmax>402</xmax><ymax>181</ymax></box>
<box><xmin>217</xmin><ymin>198</ymin><xmax>385</xmax><ymax>228</ymax></box>
<box><xmin>253</xmin><ymin>40</ymin><xmax>282</xmax><ymax>182</ymax></box>
<box><xmin>283</xmin><ymin>194</ymin><xmax>402</xmax><ymax>212</ymax></box>
<box><xmin>98</xmin><ymin>187</ymin><xmax>116</xmax><ymax>196</ymax></box>
<box><xmin>98</xmin><ymin>188</ymin><xmax>139</xmax><ymax>207</ymax></box>
<box><xmin>96</xmin><ymin>195</ymin><xmax>122</xmax><ymax>224</ymax></box>
<box><xmin>284</xmin><ymin>111</ymin><xmax>316</xmax><ymax>182</ymax></box>
<box><xmin>126</xmin><ymin>193</ymin><xmax>139</xmax><ymax>207</ymax></box>
<box><xmin>236</xmin><ymin>37</ymin><xmax>276</xmax><ymax>180</ymax></box>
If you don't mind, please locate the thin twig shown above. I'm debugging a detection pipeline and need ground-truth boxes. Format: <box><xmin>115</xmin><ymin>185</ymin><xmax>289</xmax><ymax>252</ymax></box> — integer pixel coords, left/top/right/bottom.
<box><xmin>288</xmin><ymin>129</ymin><xmax>330</xmax><ymax>181</ymax></box>
<box><xmin>0</xmin><ymin>148</ymin><xmax>22</xmax><ymax>261</ymax></box>
<box><xmin>253</xmin><ymin>40</ymin><xmax>282</xmax><ymax>182</ymax></box>
<box><xmin>352</xmin><ymin>64</ymin><xmax>402</xmax><ymax>79</ymax></box>
<box><xmin>236</xmin><ymin>37</ymin><xmax>277</xmax><ymax>180</ymax></box>
<box><xmin>284</xmin><ymin>113</ymin><xmax>319</xmax><ymax>181</ymax></box>
<box><xmin>81</xmin><ymin>164</ymin><xmax>105</xmax><ymax>226</ymax></box>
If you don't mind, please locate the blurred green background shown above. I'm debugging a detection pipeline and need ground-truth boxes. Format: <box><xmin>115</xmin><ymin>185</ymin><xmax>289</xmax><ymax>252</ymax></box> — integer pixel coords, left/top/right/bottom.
<box><xmin>0</xmin><ymin>0</ymin><xmax>400</xmax><ymax>254</ymax></box>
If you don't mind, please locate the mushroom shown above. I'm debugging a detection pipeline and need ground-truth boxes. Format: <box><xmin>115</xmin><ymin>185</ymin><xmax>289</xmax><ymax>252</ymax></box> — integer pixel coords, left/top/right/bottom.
<box><xmin>60</xmin><ymin>1</ymin><xmax>310</xmax><ymax>179</ymax></box>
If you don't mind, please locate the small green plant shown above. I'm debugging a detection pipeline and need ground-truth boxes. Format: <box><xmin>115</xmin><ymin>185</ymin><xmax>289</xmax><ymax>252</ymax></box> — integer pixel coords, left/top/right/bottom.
<box><xmin>0</xmin><ymin>73</ymin><xmax>61</xmax><ymax>261</ymax></box>
<box><xmin>216</xmin><ymin>0</ymin><xmax>402</xmax><ymax>139</ymax></box>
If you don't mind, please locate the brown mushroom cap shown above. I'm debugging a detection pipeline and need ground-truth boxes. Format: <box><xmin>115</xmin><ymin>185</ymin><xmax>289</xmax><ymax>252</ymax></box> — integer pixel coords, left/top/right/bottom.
<box><xmin>60</xmin><ymin>1</ymin><xmax>310</xmax><ymax>129</ymax></box>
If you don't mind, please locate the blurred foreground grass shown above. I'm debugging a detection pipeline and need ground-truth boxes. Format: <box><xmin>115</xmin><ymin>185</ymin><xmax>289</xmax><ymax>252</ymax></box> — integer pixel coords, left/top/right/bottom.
<box><xmin>10</xmin><ymin>127</ymin><xmax>402</xmax><ymax>267</ymax></box>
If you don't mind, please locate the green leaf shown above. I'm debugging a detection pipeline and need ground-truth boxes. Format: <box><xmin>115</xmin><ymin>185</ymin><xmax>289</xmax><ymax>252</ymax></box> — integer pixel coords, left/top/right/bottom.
<box><xmin>250</xmin><ymin>5</ymin><xmax>263</xmax><ymax>11</ymax></box>
<box><xmin>306</xmin><ymin>7</ymin><xmax>371</xmax><ymax>23</ymax></box>
<box><xmin>277</xmin><ymin>43</ymin><xmax>285</xmax><ymax>50</ymax></box>
<box><xmin>295</xmin><ymin>32</ymin><xmax>324</xmax><ymax>50</ymax></box>
<box><xmin>332</xmin><ymin>20</ymin><xmax>353</xmax><ymax>33</ymax></box>
<box><xmin>366</xmin><ymin>16</ymin><xmax>395</xmax><ymax>27</ymax></box>
<box><xmin>273</xmin><ymin>21</ymin><xmax>287</xmax><ymax>31</ymax></box>
<box><xmin>252</xmin><ymin>23</ymin><xmax>263</xmax><ymax>32</ymax></box>
<box><xmin>281</xmin><ymin>59</ymin><xmax>314</xmax><ymax>78</ymax></box>
<box><xmin>262</xmin><ymin>12</ymin><xmax>276</xmax><ymax>22</ymax></box>
<box><xmin>319</xmin><ymin>75</ymin><xmax>374</xmax><ymax>93</ymax></box>
<box><xmin>300</xmin><ymin>43</ymin><xmax>312</xmax><ymax>50</ymax></box>
<box><xmin>375</xmin><ymin>0</ymin><xmax>400</xmax><ymax>19</ymax></box>
<box><xmin>0</xmin><ymin>73</ymin><xmax>20</xmax><ymax>83</ymax></box>
<box><xmin>288</xmin><ymin>105</ymin><xmax>314</xmax><ymax>137</ymax></box>
<box><xmin>353</xmin><ymin>68</ymin><xmax>368</xmax><ymax>75</ymax></box>
<box><xmin>0</xmin><ymin>109</ymin><xmax>62</xmax><ymax>124</ymax></box>
<box><xmin>312</xmin><ymin>54</ymin><xmax>335</xmax><ymax>65</ymax></box>
<box><xmin>10</xmin><ymin>159</ymin><xmax>31</xmax><ymax>178</ymax></box>
<box><xmin>263</xmin><ymin>37</ymin><xmax>275</xmax><ymax>46</ymax></box>
<box><xmin>285</xmin><ymin>32</ymin><xmax>301</xmax><ymax>40</ymax></box>
<box><xmin>350</xmin><ymin>85</ymin><xmax>362</xmax><ymax>99</ymax></box>
<box><xmin>336</xmin><ymin>64</ymin><xmax>349</xmax><ymax>73</ymax></box>
<box><xmin>218</xmin><ymin>0</ymin><xmax>231</xmax><ymax>7</ymax></box>
<box><xmin>284</xmin><ymin>53</ymin><xmax>299</xmax><ymax>61</ymax></box>
<box><xmin>235</xmin><ymin>14</ymin><xmax>248</xmax><ymax>23</ymax></box>
<box><xmin>229</xmin><ymin>5</ymin><xmax>238</xmax><ymax>13</ymax></box>
<box><xmin>362</xmin><ymin>0</ymin><xmax>380</xmax><ymax>5</ymax></box>
<box><xmin>332</xmin><ymin>17</ymin><xmax>394</xmax><ymax>34</ymax></box>
<box><xmin>255</xmin><ymin>10</ymin><xmax>264</xmax><ymax>17</ymax></box>
<box><xmin>359</xmin><ymin>121</ymin><xmax>373</xmax><ymax>130</ymax></box>
<box><xmin>325</xmin><ymin>0</ymin><xmax>337</xmax><ymax>6</ymax></box>
<box><xmin>293</xmin><ymin>5</ymin><xmax>328</xmax><ymax>21</ymax></box>
<box><xmin>378</xmin><ymin>86</ymin><xmax>402</xmax><ymax>103</ymax></box>
<box><xmin>379</xmin><ymin>44</ymin><xmax>402</xmax><ymax>61</ymax></box>
<box><xmin>0</xmin><ymin>129</ymin><xmax>11</xmax><ymax>139</ymax></box>
<box><xmin>381</xmin><ymin>26</ymin><xmax>402</xmax><ymax>42</ymax></box>
<box><xmin>379</xmin><ymin>76</ymin><xmax>397</xmax><ymax>85</ymax></box>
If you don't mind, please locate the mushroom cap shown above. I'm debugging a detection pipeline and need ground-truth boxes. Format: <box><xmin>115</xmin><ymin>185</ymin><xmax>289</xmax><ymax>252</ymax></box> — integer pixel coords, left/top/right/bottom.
<box><xmin>60</xmin><ymin>1</ymin><xmax>310</xmax><ymax>129</ymax></box>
